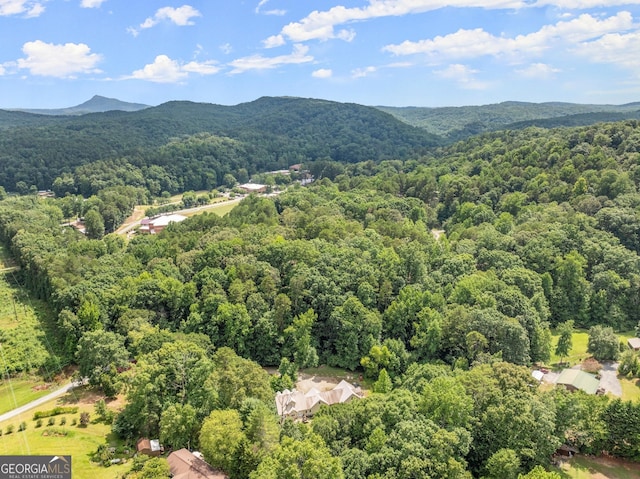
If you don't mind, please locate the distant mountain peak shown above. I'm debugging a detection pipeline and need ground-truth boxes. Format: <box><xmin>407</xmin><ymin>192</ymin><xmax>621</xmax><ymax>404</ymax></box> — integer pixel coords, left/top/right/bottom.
<box><xmin>11</xmin><ymin>96</ymin><xmax>150</xmax><ymax>116</ymax></box>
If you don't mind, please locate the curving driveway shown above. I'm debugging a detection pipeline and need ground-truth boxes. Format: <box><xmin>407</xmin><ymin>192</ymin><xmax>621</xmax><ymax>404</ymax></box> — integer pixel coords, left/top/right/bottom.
<box><xmin>0</xmin><ymin>380</ymin><xmax>80</xmax><ymax>423</ymax></box>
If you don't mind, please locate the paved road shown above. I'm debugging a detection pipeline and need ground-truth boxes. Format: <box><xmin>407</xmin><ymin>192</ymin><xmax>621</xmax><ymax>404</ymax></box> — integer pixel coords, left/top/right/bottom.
<box><xmin>0</xmin><ymin>381</ymin><xmax>79</xmax><ymax>423</ymax></box>
<box><xmin>598</xmin><ymin>361</ymin><xmax>622</xmax><ymax>397</ymax></box>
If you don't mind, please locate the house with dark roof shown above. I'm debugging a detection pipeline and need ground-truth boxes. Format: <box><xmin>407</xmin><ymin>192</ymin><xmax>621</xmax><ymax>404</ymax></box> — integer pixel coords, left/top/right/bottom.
<box><xmin>167</xmin><ymin>449</ymin><xmax>227</xmax><ymax>479</ymax></box>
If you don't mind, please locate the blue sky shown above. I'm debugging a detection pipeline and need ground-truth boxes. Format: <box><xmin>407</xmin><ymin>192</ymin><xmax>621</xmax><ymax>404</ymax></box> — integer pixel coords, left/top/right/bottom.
<box><xmin>1</xmin><ymin>0</ymin><xmax>640</xmax><ymax>108</ymax></box>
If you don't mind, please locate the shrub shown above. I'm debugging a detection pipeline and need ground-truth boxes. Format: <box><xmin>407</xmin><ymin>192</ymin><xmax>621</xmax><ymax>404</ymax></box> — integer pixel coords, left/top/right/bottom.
<box><xmin>6</xmin><ymin>425</ymin><xmax>14</xmax><ymax>434</ymax></box>
<box><xmin>35</xmin><ymin>419</ymin><xmax>43</xmax><ymax>428</ymax></box>
<box><xmin>79</xmin><ymin>412</ymin><xmax>90</xmax><ymax>427</ymax></box>
<box><xmin>18</xmin><ymin>422</ymin><xmax>26</xmax><ymax>432</ymax></box>
<box><xmin>47</xmin><ymin>417</ymin><xmax>55</xmax><ymax>426</ymax></box>
<box><xmin>60</xmin><ymin>417</ymin><xmax>67</xmax><ymax>426</ymax></box>
<box><xmin>71</xmin><ymin>418</ymin><xmax>77</xmax><ymax>426</ymax></box>
<box><xmin>33</xmin><ymin>406</ymin><xmax>78</xmax><ymax>420</ymax></box>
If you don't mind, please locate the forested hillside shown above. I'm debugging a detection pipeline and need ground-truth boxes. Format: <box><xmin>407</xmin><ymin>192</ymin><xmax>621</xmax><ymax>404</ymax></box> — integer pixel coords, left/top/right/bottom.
<box><xmin>1</xmin><ymin>118</ymin><xmax>640</xmax><ymax>477</ymax></box>
<box><xmin>379</xmin><ymin>101</ymin><xmax>640</xmax><ymax>142</ymax></box>
<box><xmin>0</xmin><ymin>97</ymin><xmax>440</xmax><ymax>193</ymax></box>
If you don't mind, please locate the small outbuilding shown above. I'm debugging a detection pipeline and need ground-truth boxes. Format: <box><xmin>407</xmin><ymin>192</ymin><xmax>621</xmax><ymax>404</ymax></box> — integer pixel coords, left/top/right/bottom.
<box><xmin>531</xmin><ymin>370</ymin><xmax>545</xmax><ymax>382</ymax></box>
<box><xmin>167</xmin><ymin>449</ymin><xmax>227</xmax><ymax>479</ymax></box>
<box><xmin>556</xmin><ymin>369</ymin><xmax>600</xmax><ymax>395</ymax></box>
<box><xmin>627</xmin><ymin>338</ymin><xmax>640</xmax><ymax>351</ymax></box>
<box><xmin>555</xmin><ymin>444</ymin><xmax>579</xmax><ymax>457</ymax></box>
<box><xmin>136</xmin><ymin>438</ymin><xmax>162</xmax><ymax>457</ymax></box>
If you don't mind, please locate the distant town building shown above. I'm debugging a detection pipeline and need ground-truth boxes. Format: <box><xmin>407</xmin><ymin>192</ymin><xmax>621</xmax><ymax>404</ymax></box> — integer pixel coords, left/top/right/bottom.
<box><xmin>139</xmin><ymin>214</ymin><xmax>187</xmax><ymax>234</ymax></box>
<box><xmin>238</xmin><ymin>183</ymin><xmax>267</xmax><ymax>194</ymax></box>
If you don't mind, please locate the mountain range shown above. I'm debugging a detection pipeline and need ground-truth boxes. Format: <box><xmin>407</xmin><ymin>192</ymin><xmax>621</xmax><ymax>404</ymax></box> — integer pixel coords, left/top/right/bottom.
<box><xmin>4</xmin><ymin>95</ymin><xmax>639</xmax><ymax>142</ymax></box>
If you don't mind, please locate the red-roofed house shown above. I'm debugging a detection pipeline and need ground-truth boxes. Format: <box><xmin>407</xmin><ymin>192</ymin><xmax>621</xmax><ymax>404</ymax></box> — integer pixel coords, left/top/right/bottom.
<box><xmin>167</xmin><ymin>449</ymin><xmax>227</xmax><ymax>479</ymax></box>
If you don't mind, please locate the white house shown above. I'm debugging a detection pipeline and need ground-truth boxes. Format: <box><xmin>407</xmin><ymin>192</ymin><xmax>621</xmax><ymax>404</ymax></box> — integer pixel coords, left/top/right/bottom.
<box><xmin>275</xmin><ymin>380</ymin><xmax>362</xmax><ymax>419</ymax></box>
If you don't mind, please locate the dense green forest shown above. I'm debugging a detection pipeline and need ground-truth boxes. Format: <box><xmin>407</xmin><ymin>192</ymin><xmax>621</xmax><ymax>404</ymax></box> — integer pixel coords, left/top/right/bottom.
<box><xmin>378</xmin><ymin>101</ymin><xmax>640</xmax><ymax>142</ymax></box>
<box><xmin>0</xmin><ymin>97</ymin><xmax>439</xmax><ymax>194</ymax></box>
<box><xmin>2</xmin><ymin>117</ymin><xmax>640</xmax><ymax>478</ymax></box>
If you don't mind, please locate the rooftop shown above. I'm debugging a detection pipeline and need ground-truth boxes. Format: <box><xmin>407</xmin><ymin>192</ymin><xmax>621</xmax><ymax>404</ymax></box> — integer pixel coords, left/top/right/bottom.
<box><xmin>556</xmin><ymin>369</ymin><xmax>600</xmax><ymax>395</ymax></box>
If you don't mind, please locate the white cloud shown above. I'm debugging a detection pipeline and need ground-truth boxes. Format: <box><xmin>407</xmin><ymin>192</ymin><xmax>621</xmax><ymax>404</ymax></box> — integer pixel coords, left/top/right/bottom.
<box><xmin>536</xmin><ymin>0</ymin><xmax>640</xmax><ymax>7</ymax></box>
<box><xmin>80</xmin><ymin>0</ymin><xmax>106</xmax><ymax>8</ymax></box>
<box><xmin>383</xmin><ymin>11</ymin><xmax>634</xmax><ymax>60</ymax></box>
<box><xmin>131</xmin><ymin>5</ymin><xmax>201</xmax><ymax>35</ymax></box>
<box><xmin>574</xmin><ymin>31</ymin><xmax>640</xmax><ymax>74</ymax></box>
<box><xmin>263</xmin><ymin>34</ymin><xmax>286</xmax><ymax>48</ymax></box>
<box><xmin>17</xmin><ymin>40</ymin><xmax>102</xmax><ymax>78</ymax></box>
<box><xmin>0</xmin><ymin>65</ymin><xmax>5</xmax><ymax>75</ymax></box>
<box><xmin>256</xmin><ymin>0</ymin><xmax>286</xmax><ymax>16</ymax></box>
<box><xmin>220</xmin><ymin>43</ymin><xmax>233</xmax><ymax>55</ymax></box>
<box><xmin>0</xmin><ymin>0</ymin><xmax>44</xmax><ymax>17</ymax></box>
<box><xmin>352</xmin><ymin>66</ymin><xmax>377</xmax><ymax>78</ymax></box>
<box><xmin>129</xmin><ymin>55</ymin><xmax>219</xmax><ymax>83</ymax></box>
<box><xmin>182</xmin><ymin>60</ymin><xmax>220</xmax><ymax>75</ymax></box>
<box><xmin>275</xmin><ymin>0</ymin><xmax>526</xmax><ymax>43</ymax></box>
<box><xmin>435</xmin><ymin>63</ymin><xmax>489</xmax><ymax>89</ymax></box>
<box><xmin>229</xmin><ymin>44</ymin><xmax>313</xmax><ymax>74</ymax></box>
<box><xmin>312</xmin><ymin>68</ymin><xmax>333</xmax><ymax>78</ymax></box>
<box><xmin>516</xmin><ymin>62</ymin><xmax>561</xmax><ymax>78</ymax></box>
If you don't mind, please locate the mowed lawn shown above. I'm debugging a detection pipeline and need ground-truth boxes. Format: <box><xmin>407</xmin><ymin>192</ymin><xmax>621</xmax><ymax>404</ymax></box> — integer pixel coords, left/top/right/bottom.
<box><xmin>549</xmin><ymin>329</ymin><xmax>637</xmax><ymax>368</ymax></box>
<box><xmin>182</xmin><ymin>198</ymin><xmax>240</xmax><ymax>217</ymax></box>
<box><xmin>549</xmin><ymin>330</ymin><xmax>591</xmax><ymax>367</ymax></box>
<box><xmin>0</xmin><ymin>377</ymin><xmax>54</xmax><ymax>415</ymax></box>
<box><xmin>559</xmin><ymin>455</ymin><xmax>640</xmax><ymax>479</ymax></box>
<box><xmin>0</xmin><ymin>390</ymin><xmax>126</xmax><ymax>479</ymax></box>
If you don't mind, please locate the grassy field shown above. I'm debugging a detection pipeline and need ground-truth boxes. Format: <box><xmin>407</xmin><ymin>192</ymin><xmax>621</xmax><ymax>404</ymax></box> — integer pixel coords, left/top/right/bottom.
<box><xmin>559</xmin><ymin>455</ymin><xmax>640</xmax><ymax>478</ymax></box>
<box><xmin>0</xmin><ymin>377</ymin><xmax>54</xmax><ymax>415</ymax></box>
<box><xmin>181</xmin><ymin>198</ymin><xmax>240</xmax><ymax>218</ymax></box>
<box><xmin>618</xmin><ymin>377</ymin><xmax>640</xmax><ymax>402</ymax></box>
<box><xmin>0</xmin><ymin>243</ymin><xmax>66</xmax><ymax>403</ymax></box>
<box><xmin>0</xmin><ymin>388</ymin><xmax>127</xmax><ymax>479</ymax></box>
<box><xmin>549</xmin><ymin>329</ymin><xmax>637</xmax><ymax>369</ymax></box>
<box><xmin>550</xmin><ymin>330</ymin><xmax>591</xmax><ymax>368</ymax></box>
